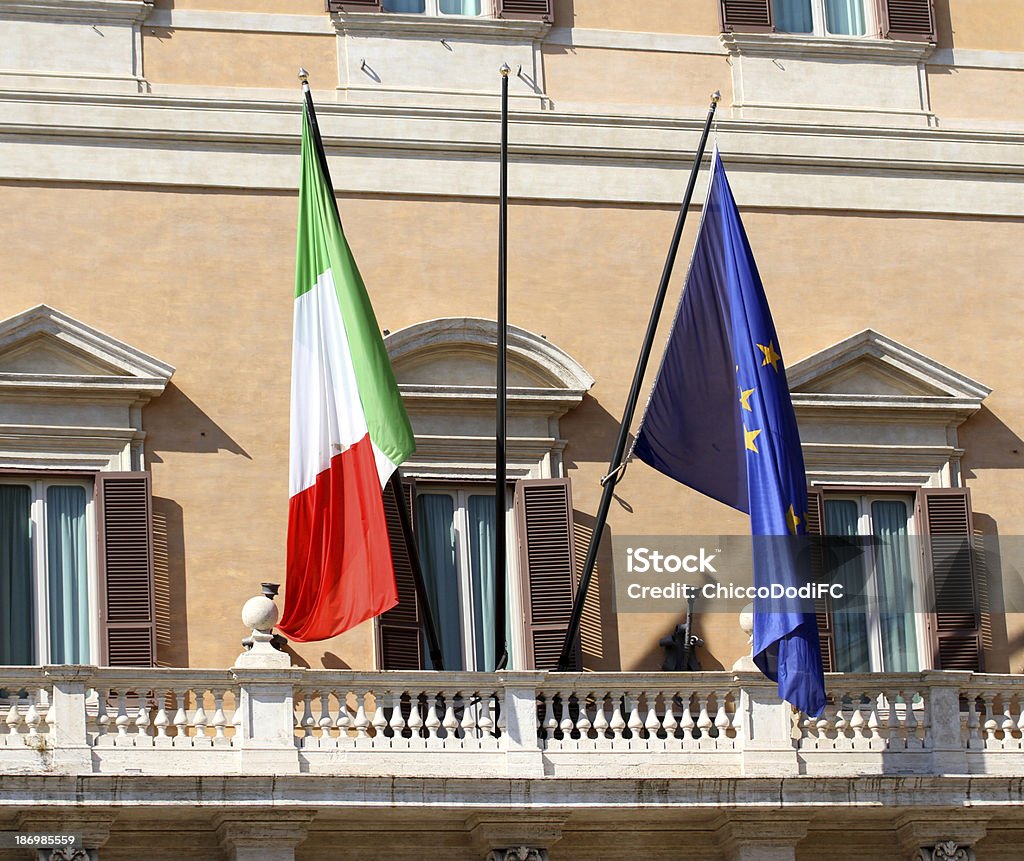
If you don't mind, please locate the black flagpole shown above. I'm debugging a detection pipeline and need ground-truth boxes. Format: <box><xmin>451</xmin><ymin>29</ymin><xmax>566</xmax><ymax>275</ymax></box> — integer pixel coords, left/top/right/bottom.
<box><xmin>494</xmin><ymin>64</ymin><xmax>511</xmax><ymax>672</ymax></box>
<box><xmin>299</xmin><ymin>69</ymin><xmax>444</xmax><ymax>670</ymax></box>
<box><xmin>556</xmin><ymin>92</ymin><xmax>721</xmax><ymax>672</ymax></box>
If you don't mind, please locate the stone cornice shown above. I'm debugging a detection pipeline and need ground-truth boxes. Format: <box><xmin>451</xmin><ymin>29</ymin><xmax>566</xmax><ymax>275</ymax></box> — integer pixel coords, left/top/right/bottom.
<box><xmin>0</xmin><ymin>0</ymin><xmax>154</xmax><ymax>24</ymax></box>
<box><xmin>332</xmin><ymin>11</ymin><xmax>549</xmax><ymax>40</ymax></box>
<box><xmin>721</xmin><ymin>31</ymin><xmax>934</xmax><ymax>62</ymax></box>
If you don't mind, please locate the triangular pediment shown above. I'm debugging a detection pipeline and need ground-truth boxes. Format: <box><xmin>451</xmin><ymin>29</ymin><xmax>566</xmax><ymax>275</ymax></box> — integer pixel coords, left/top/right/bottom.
<box><xmin>788</xmin><ymin>329</ymin><xmax>990</xmax><ymax>403</ymax></box>
<box><xmin>0</xmin><ymin>305</ymin><xmax>174</xmax><ymax>395</ymax></box>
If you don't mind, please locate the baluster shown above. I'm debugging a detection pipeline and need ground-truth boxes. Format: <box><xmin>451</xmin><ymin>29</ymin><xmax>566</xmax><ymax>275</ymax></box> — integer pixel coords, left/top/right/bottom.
<box><xmin>560</xmin><ymin>692</ymin><xmax>576</xmax><ymax>741</ymax></box>
<box><xmin>885</xmin><ymin>690</ymin><xmax>901</xmax><ymax>746</ymax></box>
<box><xmin>714</xmin><ymin>690</ymin><xmax>730</xmax><ymax>739</ymax></box>
<box><xmin>696</xmin><ymin>693</ymin><xmax>713</xmax><ymax>740</ymax></box>
<box><xmin>232</xmin><ymin>694</ymin><xmax>243</xmax><ymax>740</ymax></box>
<box><xmin>592</xmin><ymin>694</ymin><xmax>610</xmax><ymax>740</ymax></box>
<box><xmin>441</xmin><ymin>694</ymin><xmax>459</xmax><ymax>741</ymax></box>
<box><xmin>319</xmin><ymin>692</ymin><xmax>334</xmax><ymax>738</ymax></box>
<box><xmin>389</xmin><ymin>691</ymin><xmax>407</xmax><ymax>739</ymax></box>
<box><xmin>575</xmin><ymin>692</ymin><xmax>592</xmax><ymax>740</ymax></box>
<box><xmin>43</xmin><ymin>689</ymin><xmax>55</xmax><ymax>733</ymax></box>
<box><xmin>337</xmin><ymin>692</ymin><xmax>352</xmax><ymax>737</ymax></box>
<box><xmin>965</xmin><ymin>691</ymin><xmax>981</xmax><ymax>749</ymax></box>
<box><xmin>644</xmin><ymin>691</ymin><xmax>662</xmax><ymax>740</ymax></box>
<box><xmin>354</xmin><ymin>692</ymin><xmax>371</xmax><ymax>739</ymax></box>
<box><xmin>1016</xmin><ymin>694</ymin><xmax>1024</xmax><ymax>741</ymax></box>
<box><xmin>24</xmin><ymin>691</ymin><xmax>40</xmax><ymax>739</ymax></box>
<box><xmin>5</xmin><ymin>698</ymin><xmax>20</xmax><ymax>736</ymax></box>
<box><xmin>903</xmin><ymin>690</ymin><xmax>920</xmax><ymax>746</ymax></box>
<box><xmin>981</xmin><ymin>691</ymin><xmax>998</xmax><ymax>744</ymax></box>
<box><xmin>541</xmin><ymin>694</ymin><xmax>556</xmax><ymax>740</ymax></box>
<box><xmin>478</xmin><ymin>694</ymin><xmax>495</xmax><ymax>738</ymax></box>
<box><xmin>173</xmin><ymin>689</ymin><xmax>189</xmax><ymax>740</ymax></box>
<box><xmin>495</xmin><ymin>694</ymin><xmax>506</xmax><ymax>737</ymax></box>
<box><xmin>679</xmin><ymin>695</ymin><xmax>696</xmax><ymax>741</ymax></box>
<box><xmin>192</xmin><ymin>690</ymin><xmax>208</xmax><ymax>739</ymax></box>
<box><xmin>299</xmin><ymin>689</ymin><xmax>315</xmax><ymax>738</ymax></box>
<box><xmin>96</xmin><ymin>690</ymin><xmax>110</xmax><ymax>738</ymax></box>
<box><xmin>407</xmin><ymin>694</ymin><xmax>424</xmax><ymax>739</ymax></box>
<box><xmin>135</xmin><ymin>698</ymin><xmax>151</xmax><ymax>738</ymax></box>
<box><xmin>212</xmin><ymin>692</ymin><xmax>227</xmax><ymax>740</ymax></box>
<box><xmin>833</xmin><ymin>691</ymin><xmax>849</xmax><ymax>741</ymax></box>
<box><xmin>1001</xmin><ymin>692</ymin><xmax>1015</xmax><ymax>739</ymax></box>
<box><xmin>115</xmin><ymin>691</ymin><xmax>130</xmax><ymax>738</ymax></box>
<box><xmin>609</xmin><ymin>693</ymin><xmax>626</xmax><ymax>741</ymax></box>
<box><xmin>372</xmin><ymin>692</ymin><xmax>389</xmax><ymax>740</ymax></box>
<box><xmin>626</xmin><ymin>692</ymin><xmax>643</xmax><ymax>740</ymax></box>
<box><xmin>424</xmin><ymin>694</ymin><xmax>441</xmax><ymax>740</ymax></box>
<box><xmin>866</xmin><ymin>694</ymin><xmax>881</xmax><ymax>746</ymax></box>
<box><xmin>154</xmin><ymin>691</ymin><xmax>170</xmax><ymax>738</ymax></box>
<box><xmin>461</xmin><ymin>692</ymin><xmax>478</xmax><ymax>740</ymax></box>
<box><xmin>661</xmin><ymin>693</ymin><xmax>678</xmax><ymax>740</ymax></box>
<box><xmin>849</xmin><ymin>692</ymin><xmax>866</xmax><ymax>743</ymax></box>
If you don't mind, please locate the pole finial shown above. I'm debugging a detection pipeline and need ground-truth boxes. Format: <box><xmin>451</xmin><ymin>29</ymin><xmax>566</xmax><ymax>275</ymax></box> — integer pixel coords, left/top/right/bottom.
<box><xmin>298</xmin><ymin>67</ymin><xmax>309</xmax><ymax>86</ymax></box>
<box><xmin>711</xmin><ymin>90</ymin><xmax>722</xmax><ymax>104</ymax></box>
<box><xmin>499</xmin><ymin>62</ymin><xmax>511</xmax><ymax>78</ymax></box>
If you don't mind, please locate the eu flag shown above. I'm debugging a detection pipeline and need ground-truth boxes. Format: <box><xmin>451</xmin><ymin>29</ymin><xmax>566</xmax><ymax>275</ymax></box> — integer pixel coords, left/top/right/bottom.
<box><xmin>633</xmin><ymin>149</ymin><xmax>825</xmax><ymax>716</ymax></box>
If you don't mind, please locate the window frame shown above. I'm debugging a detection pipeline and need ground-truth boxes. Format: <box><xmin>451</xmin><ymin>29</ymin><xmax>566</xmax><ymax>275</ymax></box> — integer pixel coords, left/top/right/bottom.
<box><xmin>0</xmin><ymin>472</ymin><xmax>99</xmax><ymax>666</ymax></box>
<box><xmin>774</xmin><ymin>0</ymin><xmax>876</xmax><ymax>38</ymax></box>
<box><xmin>381</xmin><ymin>0</ymin><xmax>489</xmax><ymax>17</ymax></box>
<box><xmin>414</xmin><ymin>481</ymin><xmax>519</xmax><ymax>671</ymax></box>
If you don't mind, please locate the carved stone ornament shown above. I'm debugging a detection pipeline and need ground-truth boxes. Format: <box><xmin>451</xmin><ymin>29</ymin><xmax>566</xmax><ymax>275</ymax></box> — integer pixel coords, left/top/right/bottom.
<box><xmin>46</xmin><ymin>848</ymin><xmax>90</xmax><ymax>861</ymax></box>
<box><xmin>485</xmin><ymin>848</ymin><xmax>548</xmax><ymax>861</ymax></box>
<box><xmin>913</xmin><ymin>843</ymin><xmax>974</xmax><ymax>861</ymax></box>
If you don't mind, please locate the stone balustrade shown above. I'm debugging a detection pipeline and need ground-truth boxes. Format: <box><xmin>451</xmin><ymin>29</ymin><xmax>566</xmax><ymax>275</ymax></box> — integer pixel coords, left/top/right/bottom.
<box><xmin>0</xmin><ymin>667</ymin><xmax>1022</xmax><ymax>779</ymax></box>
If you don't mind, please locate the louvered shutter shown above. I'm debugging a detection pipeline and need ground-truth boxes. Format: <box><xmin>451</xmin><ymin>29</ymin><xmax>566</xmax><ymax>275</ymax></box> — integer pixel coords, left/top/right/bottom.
<box><xmin>326</xmin><ymin>0</ymin><xmax>382</xmax><ymax>12</ymax></box>
<box><xmin>720</xmin><ymin>0</ymin><xmax>774</xmax><ymax>32</ymax></box>
<box><xmin>377</xmin><ymin>478</ymin><xmax>424</xmax><ymax>670</ymax></box>
<box><xmin>96</xmin><ymin>472</ymin><xmax>156</xmax><ymax>667</ymax></box>
<box><xmin>496</xmin><ymin>0</ymin><xmax>553</xmax><ymax>22</ymax></box>
<box><xmin>515</xmin><ymin>478</ymin><xmax>579</xmax><ymax>670</ymax></box>
<box><xmin>917</xmin><ymin>488</ymin><xmax>982</xmax><ymax>671</ymax></box>
<box><xmin>877</xmin><ymin>0</ymin><xmax>936</xmax><ymax>41</ymax></box>
<box><xmin>805</xmin><ymin>487</ymin><xmax>834</xmax><ymax>672</ymax></box>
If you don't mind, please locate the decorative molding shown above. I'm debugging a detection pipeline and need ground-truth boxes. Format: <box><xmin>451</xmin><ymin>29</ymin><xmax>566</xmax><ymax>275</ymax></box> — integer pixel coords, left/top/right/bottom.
<box><xmin>0</xmin><ymin>0</ymin><xmax>153</xmax><ymax>24</ymax></box>
<box><xmin>721</xmin><ymin>31</ymin><xmax>934</xmax><ymax>62</ymax></box>
<box><xmin>914</xmin><ymin>843</ymin><xmax>974</xmax><ymax>861</ymax></box>
<box><xmin>486</xmin><ymin>849</ymin><xmax>548</xmax><ymax>861</ymax></box>
<box><xmin>331</xmin><ymin>10</ymin><xmax>549</xmax><ymax>39</ymax></box>
<box><xmin>144</xmin><ymin>8</ymin><xmax>333</xmax><ymax>35</ymax></box>
<box><xmin>546</xmin><ymin>26</ymin><xmax>724</xmax><ymax>56</ymax></box>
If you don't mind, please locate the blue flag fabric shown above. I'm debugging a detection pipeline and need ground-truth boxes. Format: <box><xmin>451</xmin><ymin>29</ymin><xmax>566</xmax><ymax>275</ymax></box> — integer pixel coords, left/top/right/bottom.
<box><xmin>633</xmin><ymin>150</ymin><xmax>826</xmax><ymax>717</ymax></box>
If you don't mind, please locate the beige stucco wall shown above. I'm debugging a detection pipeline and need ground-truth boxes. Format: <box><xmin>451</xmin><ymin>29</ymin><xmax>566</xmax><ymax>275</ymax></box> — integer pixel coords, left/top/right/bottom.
<box><xmin>552</xmin><ymin>0</ymin><xmax>721</xmax><ymax>36</ymax></box>
<box><xmin>1</xmin><ymin>179</ymin><xmax>1020</xmax><ymax>673</ymax></box>
<box><xmin>927</xmin><ymin>66</ymin><xmax>1024</xmax><ymax>126</ymax></box>
<box><xmin>942</xmin><ymin>0</ymin><xmax>1024</xmax><ymax>52</ymax></box>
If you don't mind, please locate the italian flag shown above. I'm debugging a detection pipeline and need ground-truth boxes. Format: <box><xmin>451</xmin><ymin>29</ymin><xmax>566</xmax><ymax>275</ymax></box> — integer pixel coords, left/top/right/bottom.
<box><xmin>278</xmin><ymin>90</ymin><xmax>415</xmax><ymax>643</ymax></box>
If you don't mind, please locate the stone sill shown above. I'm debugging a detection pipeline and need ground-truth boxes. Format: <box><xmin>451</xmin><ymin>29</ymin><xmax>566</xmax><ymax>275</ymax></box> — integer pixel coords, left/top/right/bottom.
<box><xmin>721</xmin><ymin>31</ymin><xmax>934</xmax><ymax>62</ymax></box>
<box><xmin>332</xmin><ymin>11</ymin><xmax>550</xmax><ymax>40</ymax></box>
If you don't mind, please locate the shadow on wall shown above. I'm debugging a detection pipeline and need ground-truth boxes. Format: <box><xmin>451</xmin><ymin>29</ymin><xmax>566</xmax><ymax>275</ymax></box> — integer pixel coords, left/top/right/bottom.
<box><xmin>959</xmin><ymin>406</ymin><xmax>1024</xmax><ymax>476</ymax></box>
<box><xmin>152</xmin><ymin>496</ymin><xmax>189</xmax><ymax>667</ymax></box>
<box><xmin>973</xmin><ymin>512</ymin><xmax>1012</xmax><ymax>674</ymax></box>
<box><xmin>145</xmin><ymin>382</ymin><xmax>252</xmax><ymax>461</ymax></box>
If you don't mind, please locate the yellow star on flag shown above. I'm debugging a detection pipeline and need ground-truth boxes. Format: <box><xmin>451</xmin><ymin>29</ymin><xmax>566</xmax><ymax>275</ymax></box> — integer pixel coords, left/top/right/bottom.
<box><xmin>739</xmin><ymin>387</ymin><xmax>755</xmax><ymax>411</ymax></box>
<box><xmin>786</xmin><ymin>504</ymin><xmax>801</xmax><ymax>535</ymax></box>
<box><xmin>744</xmin><ymin>426</ymin><xmax>761</xmax><ymax>452</ymax></box>
<box><xmin>758</xmin><ymin>341</ymin><xmax>782</xmax><ymax>371</ymax></box>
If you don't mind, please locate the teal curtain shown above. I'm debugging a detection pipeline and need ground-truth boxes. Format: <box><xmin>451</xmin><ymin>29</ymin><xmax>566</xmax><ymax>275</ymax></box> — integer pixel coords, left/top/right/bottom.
<box><xmin>47</xmin><ymin>486</ymin><xmax>89</xmax><ymax>664</ymax></box>
<box><xmin>0</xmin><ymin>485</ymin><xmax>34</xmax><ymax>665</ymax></box>
<box><xmin>440</xmin><ymin>0</ymin><xmax>481</xmax><ymax>13</ymax></box>
<box><xmin>825</xmin><ymin>0</ymin><xmax>866</xmax><ymax>35</ymax></box>
<box><xmin>872</xmin><ymin>500</ymin><xmax>918</xmax><ymax>672</ymax></box>
<box><xmin>824</xmin><ymin>500</ymin><xmax>871</xmax><ymax>673</ymax></box>
<box><xmin>468</xmin><ymin>494</ymin><xmax>496</xmax><ymax>671</ymax></box>
<box><xmin>417</xmin><ymin>494</ymin><xmax>463</xmax><ymax>670</ymax></box>
<box><xmin>774</xmin><ymin>0</ymin><xmax>813</xmax><ymax>33</ymax></box>
<box><xmin>383</xmin><ymin>0</ymin><xmax>426</xmax><ymax>11</ymax></box>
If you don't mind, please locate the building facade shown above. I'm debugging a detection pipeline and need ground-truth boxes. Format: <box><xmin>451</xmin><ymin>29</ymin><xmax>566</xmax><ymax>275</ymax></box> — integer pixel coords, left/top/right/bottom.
<box><xmin>1</xmin><ymin>0</ymin><xmax>1023</xmax><ymax>858</ymax></box>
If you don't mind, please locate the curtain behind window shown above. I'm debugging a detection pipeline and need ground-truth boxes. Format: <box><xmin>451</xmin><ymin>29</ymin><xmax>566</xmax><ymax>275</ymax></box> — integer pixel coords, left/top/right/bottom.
<box><xmin>825</xmin><ymin>0</ymin><xmax>866</xmax><ymax>34</ymax></box>
<box><xmin>416</xmin><ymin>494</ymin><xmax>462</xmax><ymax>669</ymax></box>
<box><xmin>47</xmin><ymin>485</ymin><xmax>89</xmax><ymax>664</ymax></box>
<box><xmin>468</xmin><ymin>494</ymin><xmax>495</xmax><ymax>671</ymax></box>
<box><xmin>872</xmin><ymin>500</ymin><xmax>918</xmax><ymax>672</ymax></box>
<box><xmin>383</xmin><ymin>0</ymin><xmax>426</xmax><ymax>12</ymax></box>
<box><xmin>774</xmin><ymin>0</ymin><xmax>813</xmax><ymax>33</ymax></box>
<box><xmin>0</xmin><ymin>485</ymin><xmax>34</xmax><ymax>665</ymax></box>
<box><xmin>440</xmin><ymin>0</ymin><xmax>481</xmax><ymax>13</ymax></box>
<box><xmin>824</xmin><ymin>500</ymin><xmax>871</xmax><ymax>673</ymax></box>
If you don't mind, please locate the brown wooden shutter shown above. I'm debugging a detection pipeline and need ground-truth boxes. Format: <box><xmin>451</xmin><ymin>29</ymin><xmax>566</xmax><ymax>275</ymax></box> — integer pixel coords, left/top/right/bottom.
<box><xmin>326</xmin><ymin>0</ymin><xmax>382</xmax><ymax>12</ymax></box>
<box><xmin>96</xmin><ymin>472</ymin><xmax>156</xmax><ymax>667</ymax></box>
<box><xmin>515</xmin><ymin>478</ymin><xmax>579</xmax><ymax>670</ymax></box>
<box><xmin>877</xmin><ymin>0</ymin><xmax>936</xmax><ymax>41</ymax></box>
<box><xmin>720</xmin><ymin>0</ymin><xmax>774</xmax><ymax>32</ymax></box>
<box><xmin>496</xmin><ymin>0</ymin><xmax>553</xmax><ymax>22</ymax></box>
<box><xmin>917</xmin><ymin>488</ymin><xmax>982</xmax><ymax>671</ymax></box>
<box><xmin>377</xmin><ymin>478</ymin><xmax>424</xmax><ymax>669</ymax></box>
<box><xmin>805</xmin><ymin>487</ymin><xmax>834</xmax><ymax>672</ymax></box>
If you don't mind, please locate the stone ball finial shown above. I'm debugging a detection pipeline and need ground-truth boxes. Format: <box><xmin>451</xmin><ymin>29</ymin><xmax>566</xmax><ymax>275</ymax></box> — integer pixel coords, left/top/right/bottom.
<box><xmin>738</xmin><ymin>602</ymin><xmax>754</xmax><ymax>640</ymax></box>
<box><xmin>242</xmin><ymin>592</ymin><xmax>279</xmax><ymax>634</ymax></box>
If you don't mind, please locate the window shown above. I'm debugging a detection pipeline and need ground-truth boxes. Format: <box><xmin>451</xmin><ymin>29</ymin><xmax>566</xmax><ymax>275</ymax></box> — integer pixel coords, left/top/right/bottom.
<box><xmin>774</xmin><ymin>0</ymin><xmax>870</xmax><ymax>36</ymax></box>
<box><xmin>822</xmin><ymin>493</ymin><xmax>924</xmax><ymax>673</ymax></box>
<box><xmin>0</xmin><ymin>477</ymin><xmax>95</xmax><ymax>665</ymax></box>
<box><xmin>382</xmin><ymin>0</ymin><xmax>484</xmax><ymax>15</ymax></box>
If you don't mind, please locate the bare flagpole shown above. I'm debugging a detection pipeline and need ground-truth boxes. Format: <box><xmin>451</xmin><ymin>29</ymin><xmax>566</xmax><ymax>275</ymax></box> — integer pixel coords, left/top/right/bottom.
<box><xmin>494</xmin><ymin>63</ymin><xmax>512</xmax><ymax>672</ymax></box>
<box><xmin>556</xmin><ymin>92</ymin><xmax>722</xmax><ymax>671</ymax></box>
